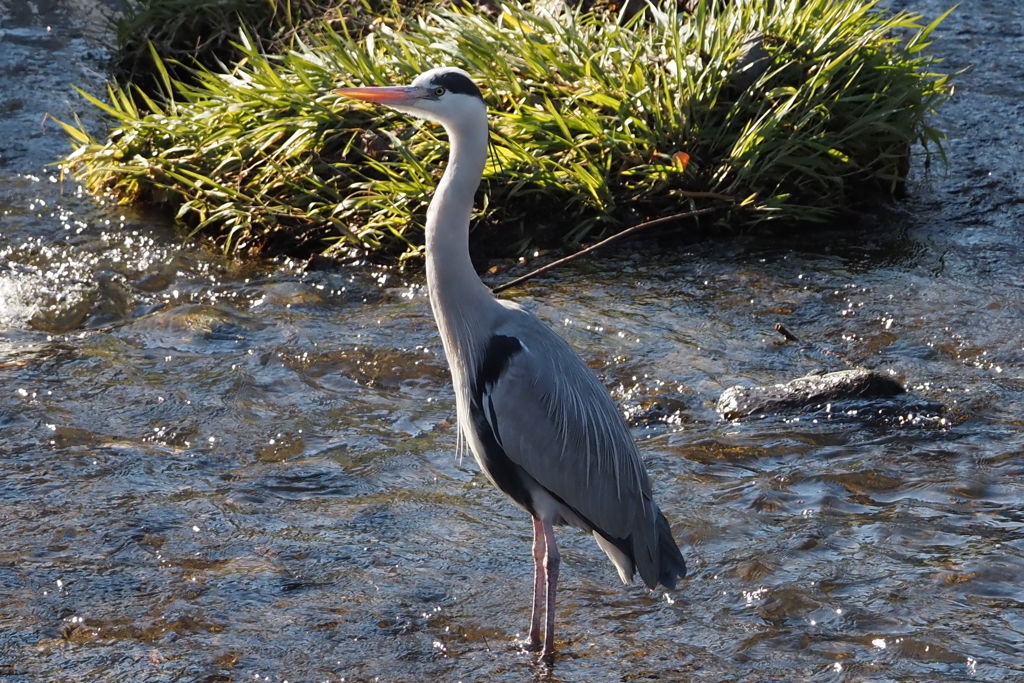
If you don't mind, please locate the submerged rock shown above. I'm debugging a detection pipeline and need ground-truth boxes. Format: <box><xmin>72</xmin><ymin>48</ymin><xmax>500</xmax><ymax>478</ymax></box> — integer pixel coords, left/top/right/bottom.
<box><xmin>716</xmin><ymin>367</ymin><xmax>908</xmax><ymax>420</ymax></box>
<box><xmin>118</xmin><ymin>303</ymin><xmax>265</xmax><ymax>351</ymax></box>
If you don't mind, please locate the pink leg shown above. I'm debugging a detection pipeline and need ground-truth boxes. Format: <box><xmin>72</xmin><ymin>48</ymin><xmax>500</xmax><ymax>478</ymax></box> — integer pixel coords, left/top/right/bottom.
<box><xmin>541</xmin><ymin>519</ymin><xmax>560</xmax><ymax>663</ymax></box>
<box><xmin>527</xmin><ymin>516</ymin><xmax>546</xmax><ymax>651</ymax></box>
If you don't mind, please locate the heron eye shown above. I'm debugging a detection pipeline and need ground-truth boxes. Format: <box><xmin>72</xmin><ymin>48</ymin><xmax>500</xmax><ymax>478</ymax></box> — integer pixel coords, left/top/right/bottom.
<box><xmin>434</xmin><ymin>86</ymin><xmax>445</xmax><ymax>97</ymax></box>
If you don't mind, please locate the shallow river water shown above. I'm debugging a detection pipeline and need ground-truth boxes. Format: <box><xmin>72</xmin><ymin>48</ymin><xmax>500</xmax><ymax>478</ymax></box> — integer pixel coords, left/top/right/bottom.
<box><xmin>2</xmin><ymin>1</ymin><xmax>1023</xmax><ymax>681</ymax></box>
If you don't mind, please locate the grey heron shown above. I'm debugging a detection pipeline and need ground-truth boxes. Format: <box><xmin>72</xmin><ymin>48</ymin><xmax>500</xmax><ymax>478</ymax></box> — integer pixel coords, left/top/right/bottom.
<box><xmin>336</xmin><ymin>66</ymin><xmax>686</xmax><ymax>663</ymax></box>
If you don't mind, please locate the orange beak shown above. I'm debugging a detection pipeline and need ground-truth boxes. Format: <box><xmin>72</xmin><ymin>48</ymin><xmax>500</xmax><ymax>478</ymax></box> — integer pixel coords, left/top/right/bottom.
<box><xmin>335</xmin><ymin>86</ymin><xmax>421</xmax><ymax>105</ymax></box>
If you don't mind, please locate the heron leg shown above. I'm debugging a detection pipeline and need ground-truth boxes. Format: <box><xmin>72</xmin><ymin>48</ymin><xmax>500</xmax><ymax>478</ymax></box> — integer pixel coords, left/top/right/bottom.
<box><xmin>527</xmin><ymin>516</ymin><xmax>546</xmax><ymax>651</ymax></box>
<box><xmin>541</xmin><ymin>519</ymin><xmax>560</xmax><ymax>663</ymax></box>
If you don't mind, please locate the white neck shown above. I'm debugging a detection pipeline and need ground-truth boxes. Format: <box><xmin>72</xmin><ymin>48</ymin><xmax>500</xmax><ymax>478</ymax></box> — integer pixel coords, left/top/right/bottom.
<box><xmin>425</xmin><ymin>107</ymin><xmax>495</xmax><ymax>343</ymax></box>
<box><xmin>422</xmin><ymin>104</ymin><xmax>497</xmax><ymax>415</ymax></box>
<box><xmin>425</xmin><ymin>111</ymin><xmax>490</xmax><ymax>288</ymax></box>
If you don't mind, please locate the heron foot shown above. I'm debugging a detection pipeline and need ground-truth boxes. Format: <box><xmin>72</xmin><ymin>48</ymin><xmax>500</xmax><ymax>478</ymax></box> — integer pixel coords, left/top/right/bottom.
<box><xmin>540</xmin><ymin>647</ymin><xmax>555</xmax><ymax>665</ymax></box>
<box><xmin>522</xmin><ymin>639</ymin><xmax>542</xmax><ymax>653</ymax></box>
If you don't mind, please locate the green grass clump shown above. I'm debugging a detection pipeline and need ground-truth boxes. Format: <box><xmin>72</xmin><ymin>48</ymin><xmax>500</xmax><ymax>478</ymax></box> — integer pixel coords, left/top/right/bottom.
<box><xmin>59</xmin><ymin>0</ymin><xmax>953</xmax><ymax>260</ymax></box>
<box><xmin>110</xmin><ymin>0</ymin><xmax>434</xmax><ymax>95</ymax></box>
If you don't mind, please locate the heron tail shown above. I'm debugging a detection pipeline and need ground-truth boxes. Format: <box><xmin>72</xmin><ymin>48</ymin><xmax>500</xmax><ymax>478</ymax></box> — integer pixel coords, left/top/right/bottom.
<box><xmin>656</xmin><ymin>508</ymin><xmax>687</xmax><ymax>589</ymax></box>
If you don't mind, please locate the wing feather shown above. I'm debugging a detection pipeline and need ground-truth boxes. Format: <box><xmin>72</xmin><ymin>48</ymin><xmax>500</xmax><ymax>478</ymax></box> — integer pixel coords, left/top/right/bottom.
<box><xmin>477</xmin><ymin>312</ymin><xmax>661</xmax><ymax>586</ymax></box>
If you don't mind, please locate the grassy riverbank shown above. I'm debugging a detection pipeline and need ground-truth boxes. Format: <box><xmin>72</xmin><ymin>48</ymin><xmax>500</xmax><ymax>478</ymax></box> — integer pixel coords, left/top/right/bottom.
<box><xmin>58</xmin><ymin>0</ymin><xmax>953</xmax><ymax>260</ymax></box>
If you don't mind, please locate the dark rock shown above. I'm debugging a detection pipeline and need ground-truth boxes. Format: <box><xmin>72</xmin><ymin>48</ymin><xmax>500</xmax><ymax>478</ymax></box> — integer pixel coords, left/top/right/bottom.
<box><xmin>716</xmin><ymin>367</ymin><xmax>907</xmax><ymax>420</ymax></box>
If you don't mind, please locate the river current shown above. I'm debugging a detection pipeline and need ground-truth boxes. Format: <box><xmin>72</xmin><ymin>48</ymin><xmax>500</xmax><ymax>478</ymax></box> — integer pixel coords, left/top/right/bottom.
<box><xmin>1</xmin><ymin>1</ymin><xmax>1022</xmax><ymax>681</ymax></box>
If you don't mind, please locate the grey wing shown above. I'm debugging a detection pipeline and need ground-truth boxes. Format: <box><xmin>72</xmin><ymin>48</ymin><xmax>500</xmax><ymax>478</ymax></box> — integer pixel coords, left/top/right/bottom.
<box><xmin>479</xmin><ymin>317</ymin><xmax>662</xmax><ymax>587</ymax></box>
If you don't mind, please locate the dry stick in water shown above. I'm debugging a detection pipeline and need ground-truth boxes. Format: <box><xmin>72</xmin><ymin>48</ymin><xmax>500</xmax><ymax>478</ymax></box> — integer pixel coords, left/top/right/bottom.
<box><xmin>775</xmin><ymin>322</ymin><xmax>801</xmax><ymax>343</ymax></box>
<box><xmin>491</xmin><ymin>204</ymin><xmax>728</xmax><ymax>294</ymax></box>
<box><xmin>774</xmin><ymin>321</ymin><xmax>854</xmax><ymax>368</ymax></box>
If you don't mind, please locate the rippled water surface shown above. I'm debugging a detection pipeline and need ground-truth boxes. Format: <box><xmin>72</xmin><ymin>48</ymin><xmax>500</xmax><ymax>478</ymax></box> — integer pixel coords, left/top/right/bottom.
<box><xmin>2</xmin><ymin>1</ymin><xmax>1023</xmax><ymax>681</ymax></box>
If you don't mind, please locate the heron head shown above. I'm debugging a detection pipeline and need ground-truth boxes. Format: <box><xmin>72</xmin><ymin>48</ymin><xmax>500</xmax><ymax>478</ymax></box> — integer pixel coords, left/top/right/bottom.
<box><xmin>336</xmin><ymin>66</ymin><xmax>486</xmax><ymax>128</ymax></box>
